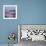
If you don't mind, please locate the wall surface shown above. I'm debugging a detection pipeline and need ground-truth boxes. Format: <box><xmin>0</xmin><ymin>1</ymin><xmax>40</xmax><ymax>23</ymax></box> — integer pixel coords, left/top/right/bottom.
<box><xmin>0</xmin><ymin>0</ymin><xmax>46</xmax><ymax>44</ymax></box>
<box><xmin>0</xmin><ymin>0</ymin><xmax>19</xmax><ymax>44</ymax></box>
<box><xmin>20</xmin><ymin>0</ymin><xmax>46</xmax><ymax>24</ymax></box>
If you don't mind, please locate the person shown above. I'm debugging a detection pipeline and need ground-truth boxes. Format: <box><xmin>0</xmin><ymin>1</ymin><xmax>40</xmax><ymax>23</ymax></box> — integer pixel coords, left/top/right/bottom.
<box><xmin>8</xmin><ymin>32</ymin><xmax>16</xmax><ymax>41</ymax></box>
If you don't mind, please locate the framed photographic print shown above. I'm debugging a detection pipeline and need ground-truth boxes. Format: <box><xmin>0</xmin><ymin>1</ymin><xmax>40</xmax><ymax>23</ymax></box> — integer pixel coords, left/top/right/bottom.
<box><xmin>18</xmin><ymin>24</ymin><xmax>46</xmax><ymax>42</ymax></box>
<box><xmin>3</xmin><ymin>5</ymin><xmax>17</xmax><ymax>19</ymax></box>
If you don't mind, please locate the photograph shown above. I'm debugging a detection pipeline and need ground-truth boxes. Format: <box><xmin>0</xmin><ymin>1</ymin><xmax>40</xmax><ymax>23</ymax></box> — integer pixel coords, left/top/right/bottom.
<box><xmin>3</xmin><ymin>5</ymin><xmax>17</xmax><ymax>19</ymax></box>
<box><xmin>18</xmin><ymin>24</ymin><xmax>46</xmax><ymax>46</ymax></box>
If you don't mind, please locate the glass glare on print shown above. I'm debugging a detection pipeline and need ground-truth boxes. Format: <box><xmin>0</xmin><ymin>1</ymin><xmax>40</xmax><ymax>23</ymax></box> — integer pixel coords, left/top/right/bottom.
<box><xmin>3</xmin><ymin>5</ymin><xmax>17</xmax><ymax>19</ymax></box>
